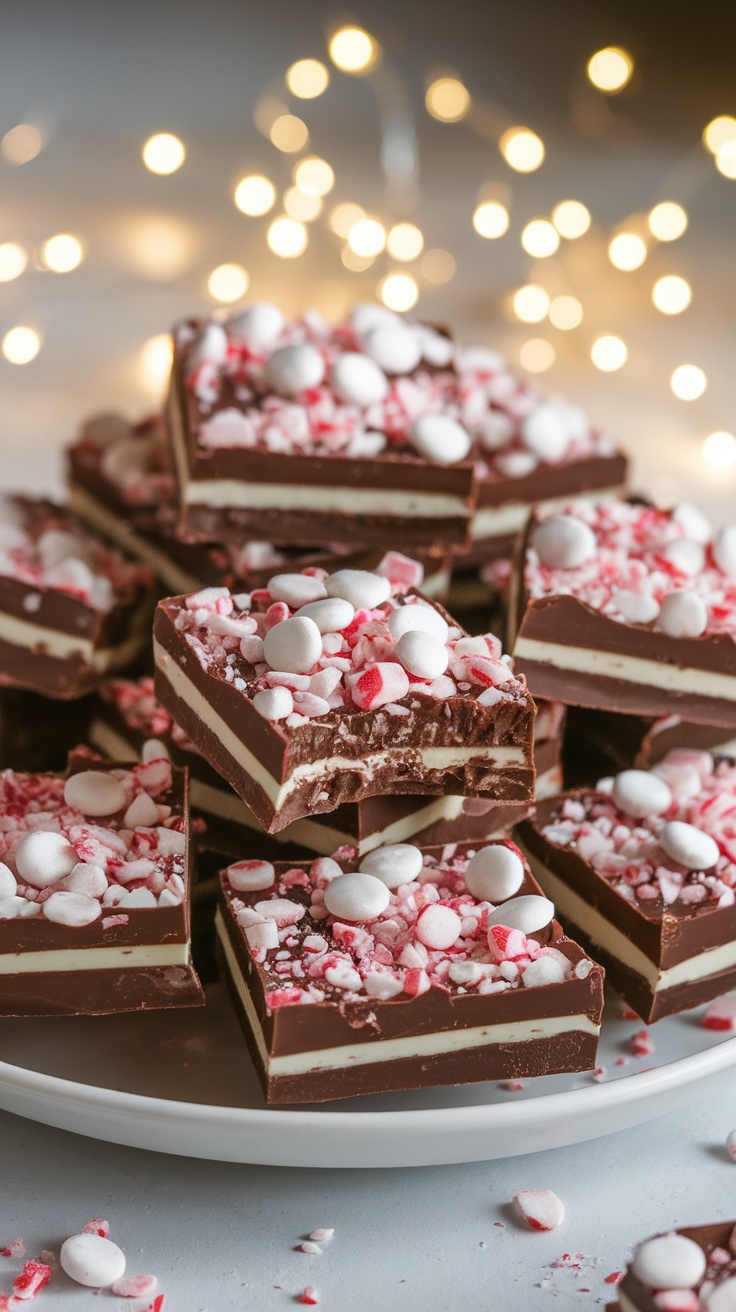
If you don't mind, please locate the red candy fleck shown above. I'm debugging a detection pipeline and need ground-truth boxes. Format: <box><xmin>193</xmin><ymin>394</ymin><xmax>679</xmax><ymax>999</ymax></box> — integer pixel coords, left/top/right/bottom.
<box><xmin>297</xmin><ymin>1288</ymin><xmax>320</xmax><ymax>1306</ymax></box>
<box><xmin>630</xmin><ymin>1028</ymin><xmax>655</xmax><ymax>1057</ymax></box>
<box><xmin>111</xmin><ymin>1274</ymin><xmax>158</xmax><ymax>1298</ymax></box>
<box><xmin>12</xmin><ymin>1260</ymin><xmax>53</xmax><ymax>1300</ymax></box>
<box><xmin>702</xmin><ymin>996</ymin><xmax>736</xmax><ymax>1031</ymax></box>
<box><xmin>604</xmin><ymin>1271</ymin><xmax>623</xmax><ymax>1284</ymax></box>
<box><xmin>82</xmin><ymin>1219</ymin><xmax>110</xmax><ymax>1237</ymax></box>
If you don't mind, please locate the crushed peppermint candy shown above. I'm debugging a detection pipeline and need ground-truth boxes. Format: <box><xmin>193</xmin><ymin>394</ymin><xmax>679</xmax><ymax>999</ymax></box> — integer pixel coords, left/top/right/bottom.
<box><xmin>513</xmin><ymin>1189</ymin><xmax>565</xmax><ymax>1232</ymax></box>
<box><xmin>72</xmin><ymin>412</ymin><xmax>175</xmax><ymax>507</ymax></box>
<box><xmin>99</xmin><ymin>677</ymin><xmax>197</xmax><ymax>752</ymax></box>
<box><xmin>702</xmin><ymin>996</ymin><xmax>736</xmax><ymax>1031</ymax></box>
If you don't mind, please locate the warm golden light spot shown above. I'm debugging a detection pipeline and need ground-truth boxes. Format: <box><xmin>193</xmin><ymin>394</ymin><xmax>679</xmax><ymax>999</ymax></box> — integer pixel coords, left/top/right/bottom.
<box><xmin>329</xmin><ymin>26</ymin><xmax>379</xmax><ymax>75</ymax></box>
<box><xmin>387</xmin><ymin>223</ymin><xmax>424</xmax><ymax>261</ymax></box>
<box><xmin>348</xmin><ymin>218</ymin><xmax>387</xmax><ymax>258</ymax></box>
<box><xmin>671</xmin><ymin>365</ymin><xmax>706</xmax><ymax>401</ymax></box>
<box><xmin>269</xmin><ymin>115</ymin><xmax>309</xmax><ymax>153</ymax></box>
<box><xmin>142</xmin><ymin>133</ymin><xmax>185</xmax><ymax>174</ymax></box>
<box><xmin>267</xmin><ymin>216</ymin><xmax>308</xmax><ymax>257</ymax></box>
<box><xmin>521</xmin><ymin>219</ymin><xmax>560</xmax><ymax>258</ymax></box>
<box><xmin>3</xmin><ymin>326</ymin><xmax>40</xmax><ymax>364</ymax></box>
<box><xmin>499</xmin><ymin>127</ymin><xmax>544</xmax><ymax>172</ymax></box>
<box><xmin>234</xmin><ymin>175</ymin><xmax>276</xmax><ymax>216</ymax></box>
<box><xmin>551</xmin><ymin>200</ymin><xmax>591</xmax><ymax>239</ymax></box>
<box><xmin>513</xmin><ymin>285</ymin><xmax>550</xmax><ymax>324</ymax></box>
<box><xmin>379</xmin><ymin>272</ymin><xmax>419</xmax><ymax>312</ymax></box>
<box><xmin>587</xmin><ymin>47</ymin><xmax>633</xmax><ymax>93</ymax></box>
<box><xmin>425</xmin><ymin>77</ymin><xmax>471</xmax><ymax>122</ymax></box>
<box><xmin>421</xmin><ymin>248</ymin><xmax>456</xmax><ymax>283</ymax></box>
<box><xmin>286</xmin><ymin>59</ymin><xmax>329</xmax><ymax>99</ymax></box>
<box><xmin>208</xmin><ymin>264</ymin><xmax>249</xmax><ymax>303</ymax></box>
<box><xmin>648</xmin><ymin>202</ymin><xmax>688</xmax><ymax>242</ymax></box>
<box><xmin>591</xmin><ymin>335</ymin><xmax>627</xmax><ymax>371</ymax></box>
<box><xmin>652</xmin><ymin>275</ymin><xmax>691</xmax><ymax>314</ymax></box>
<box><xmin>520</xmin><ymin>338</ymin><xmax>555</xmax><ymax>372</ymax></box>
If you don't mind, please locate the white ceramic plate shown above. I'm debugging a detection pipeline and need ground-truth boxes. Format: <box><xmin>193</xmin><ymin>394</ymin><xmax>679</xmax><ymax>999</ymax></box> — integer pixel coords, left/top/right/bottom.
<box><xmin>0</xmin><ymin>983</ymin><xmax>734</xmax><ymax>1168</ymax></box>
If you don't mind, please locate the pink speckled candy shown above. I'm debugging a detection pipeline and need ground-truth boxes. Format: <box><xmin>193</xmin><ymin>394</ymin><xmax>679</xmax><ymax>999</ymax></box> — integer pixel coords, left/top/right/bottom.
<box><xmin>512</xmin><ymin>1189</ymin><xmax>565</xmax><ymax>1232</ymax></box>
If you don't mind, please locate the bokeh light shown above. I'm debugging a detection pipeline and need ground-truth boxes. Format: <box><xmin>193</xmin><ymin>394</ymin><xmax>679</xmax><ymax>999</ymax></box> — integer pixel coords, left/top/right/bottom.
<box><xmin>208</xmin><ymin>263</ymin><xmax>250</xmax><ymax>302</ymax></box>
<box><xmin>140</xmin><ymin>334</ymin><xmax>173</xmax><ymax>395</ymax></box>
<box><xmin>283</xmin><ymin>186</ymin><xmax>322</xmax><ymax>221</ymax></box>
<box><xmin>608</xmin><ymin>232</ymin><xmax>647</xmax><ymax>270</ymax></box>
<box><xmin>286</xmin><ymin>58</ymin><xmax>329</xmax><ymax>99</ymax></box>
<box><xmin>587</xmin><ymin>47</ymin><xmax>633</xmax><ymax>92</ymax></box>
<box><xmin>549</xmin><ymin>295</ymin><xmax>584</xmax><ymax>330</ymax></box>
<box><xmin>421</xmin><ymin>249</ymin><xmax>457</xmax><ymax>283</ymax></box>
<box><xmin>671</xmin><ymin>364</ymin><xmax>706</xmax><ymax>401</ymax></box>
<box><xmin>329</xmin><ymin>26</ymin><xmax>379</xmax><ymax>75</ymax></box>
<box><xmin>499</xmin><ymin>127</ymin><xmax>545</xmax><ymax>172</ymax></box>
<box><xmin>142</xmin><ymin>133</ymin><xmax>185</xmax><ymax>174</ymax></box>
<box><xmin>473</xmin><ymin>201</ymin><xmax>509</xmax><ymax>239</ymax></box>
<box><xmin>520</xmin><ymin>339</ymin><xmax>555</xmax><ymax>373</ymax></box>
<box><xmin>40</xmin><ymin>233</ymin><xmax>85</xmax><ymax>273</ymax></box>
<box><xmin>348</xmin><ymin>218</ymin><xmax>387</xmax><ymax>257</ymax></box>
<box><xmin>234</xmin><ymin>175</ymin><xmax>276</xmax><ymax>216</ymax></box>
<box><xmin>652</xmin><ymin>275</ymin><xmax>691</xmax><ymax>314</ymax></box>
<box><xmin>379</xmin><ymin>273</ymin><xmax>419</xmax><ymax>311</ymax></box>
<box><xmin>704</xmin><ymin>431</ymin><xmax>736</xmax><ymax>469</ymax></box>
<box><xmin>341</xmin><ymin>246</ymin><xmax>375</xmax><ymax>272</ymax></box>
<box><xmin>387</xmin><ymin>223</ymin><xmax>424</xmax><ymax>261</ymax></box>
<box><xmin>267</xmin><ymin>216</ymin><xmax>308</xmax><ymax>257</ymax></box>
<box><xmin>293</xmin><ymin>156</ymin><xmax>335</xmax><ymax>196</ymax></box>
<box><xmin>1</xmin><ymin>124</ymin><xmax>43</xmax><ymax>166</ymax></box>
<box><xmin>591</xmin><ymin>335</ymin><xmax>627</xmax><ymax>371</ymax></box>
<box><xmin>521</xmin><ymin>219</ymin><xmax>560</xmax><ymax>258</ymax></box>
<box><xmin>425</xmin><ymin>77</ymin><xmax>471</xmax><ymax>122</ymax></box>
<box><xmin>715</xmin><ymin>142</ymin><xmax>736</xmax><ymax>178</ymax></box>
<box><xmin>648</xmin><ymin>202</ymin><xmax>688</xmax><ymax>242</ymax></box>
<box><xmin>269</xmin><ymin>114</ymin><xmax>309</xmax><ymax>153</ymax></box>
<box><xmin>0</xmin><ymin>243</ymin><xmax>27</xmax><ymax>282</ymax></box>
<box><xmin>3</xmin><ymin>326</ymin><xmax>40</xmax><ymax>364</ymax></box>
<box><xmin>703</xmin><ymin>116</ymin><xmax>736</xmax><ymax>154</ymax></box>
<box><xmin>329</xmin><ymin>202</ymin><xmax>365</xmax><ymax>236</ymax></box>
<box><xmin>552</xmin><ymin>200</ymin><xmax>591</xmax><ymax>239</ymax></box>
<box><xmin>513</xmin><ymin>284</ymin><xmax>550</xmax><ymax>323</ymax></box>
<box><xmin>121</xmin><ymin>215</ymin><xmax>194</xmax><ymax>280</ymax></box>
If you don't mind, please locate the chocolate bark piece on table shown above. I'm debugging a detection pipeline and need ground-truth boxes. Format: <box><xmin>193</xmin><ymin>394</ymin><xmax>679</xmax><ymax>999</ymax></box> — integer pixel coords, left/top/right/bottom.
<box><xmin>611</xmin><ymin>1221</ymin><xmax>736</xmax><ymax>1312</ymax></box>
<box><xmin>153</xmin><ymin>565</ymin><xmax>536</xmax><ymax>834</ymax></box>
<box><xmin>67</xmin><ymin>411</ymin><xmax>451</xmax><ymax>601</ymax></box>
<box><xmin>216</xmin><ymin>838</ymin><xmax>604</xmax><ymax>1104</ymax></box>
<box><xmin>0</xmin><ymin>752</ymin><xmax>203</xmax><ymax>1017</ymax></box>
<box><xmin>517</xmin><ymin>750</ymin><xmax>736</xmax><ymax>1023</ymax></box>
<box><xmin>0</xmin><ymin>495</ymin><xmax>155</xmax><ymax>699</ymax></box>
<box><xmin>511</xmin><ymin>498</ymin><xmax>736</xmax><ymax>727</ymax></box>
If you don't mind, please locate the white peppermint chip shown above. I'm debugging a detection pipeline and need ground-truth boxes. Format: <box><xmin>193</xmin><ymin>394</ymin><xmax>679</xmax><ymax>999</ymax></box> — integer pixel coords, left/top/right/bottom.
<box><xmin>658</xmin><ymin>591</ymin><xmax>707</xmax><ymax>638</ymax></box>
<box><xmin>465</xmin><ymin>845</ymin><xmax>525</xmax><ymax>902</ymax></box>
<box><xmin>267</xmin><ymin>572</ymin><xmax>327</xmax><ymax>608</ymax></box>
<box><xmin>663</xmin><ymin>538</ymin><xmax>705</xmax><ymax>577</ymax></box>
<box><xmin>707</xmin><ymin>1278</ymin><xmax>736</xmax><ymax>1312</ymax></box>
<box><xmin>363</xmin><ymin>322</ymin><xmax>422</xmax><ymax>375</ymax></box>
<box><xmin>323</xmin><ymin>872</ymin><xmax>391</xmax><ymax>922</ymax></box>
<box><xmin>123</xmin><ymin>791</ymin><xmax>160</xmax><ymax>828</ymax></box>
<box><xmin>141</xmin><ymin>737</ymin><xmax>171</xmax><ymax>764</ymax></box>
<box><xmin>350</xmin><ymin>303</ymin><xmax>399</xmax><ymax>338</ymax></box>
<box><xmin>416</xmin><ymin>904</ymin><xmax>462</xmax><ymax>950</ymax></box>
<box><xmin>43</xmin><ymin>891</ymin><xmax>102</xmax><ymax>927</ymax></box>
<box><xmin>521</xmin><ymin>401</ymin><xmax>585</xmax><ymax>462</ymax></box>
<box><xmin>325</xmin><ymin>569</ymin><xmax>391</xmax><ymax>610</ymax></box>
<box><xmin>364</xmin><ymin>971</ymin><xmax>404</xmax><ymax>999</ymax></box>
<box><xmin>387</xmin><ymin>602</ymin><xmax>448</xmax><ymax>644</ymax></box>
<box><xmin>15</xmin><ymin>830</ymin><xmax>78</xmax><ymax>888</ymax></box>
<box><xmin>189</xmin><ymin>322</ymin><xmax>229</xmax><ymax>369</ymax></box>
<box><xmin>395</xmin><ymin>630</ymin><xmax>449</xmax><ymax>680</ymax></box>
<box><xmin>522</xmin><ymin>956</ymin><xmax>567</xmax><ymax>987</ymax></box>
<box><xmin>673</xmin><ymin>501</ymin><xmax>712</xmax><ymax>545</ymax></box>
<box><xmin>714</xmin><ymin>526</ymin><xmax>736</xmax><ymax>582</ymax></box>
<box><xmin>265</xmin><ymin>343</ymin><xmax>325</xmax><ymax>396</ymax></box>
<box><xmin>487</xmin><ymin>895</ymin><xmax>555</xmax><ymax>934</ymax></box>
<box><xmin>419</xmin><ymin>329</ymin><xmax>454</xmax><ymax>368</ymax></box>
<box><xmin>60</xmin><ymin>1233</ymin><xmax>127</xmax><ymax>1288</ymax></box>
<box><xmin>532</xmin><ymin>514</ymin><xmax>597</xmax><ymax>570</ymax></box>
<box><xmin>478</xmin><ymin>411</ymin><xmax>515</xmax><ymax>452</ymax></box>
<box><xmin>631</xmin><ymin>1233</ymin><xmax>706</xmax><ymax>1290</ymax></box>
<box><xmin>228</xmin><ymin>860</ymin><xmax>276</xmax><ymax>892</ymax></box>
<box><xmin>64</xmin><ymin>771</ymin><xmax>127</xmax><ymax>818</ymax></box>
<box><xmin>229</xmin><ymin>302</ymin><xmax>285</xmax><ymax>347</ymax></box>
<box><xmin>62</xmin><ymin>863</ymin><xmax>108</xmax><ymax>897</ymax></box>
<box><xmin>659</xmin><ymin>820</ymin><xmax>719</xmax><ymax>871</ymax></box>
<box><xmin>297</xmin><ymin>596</ymin><xmax>355</xmax><ymax>634</ymax></box>
<box><xmin>359</xmin><ymin>844</ymin><xmax>423</xmax><ymax>889</ymax></box>
<box><xmin>612</xmin><ymin>769</ymin><xmax>672</xmax><ymax>819</ymax></box>
<box><xmin>253</xmin><ymin>686</ymin><xmax>294</xmax><ymax>721</ymax></box>
<box><xmin>119</xmin><ymin>887</ymin><xmax>157</xmax><ymax>908</ymax></box>
<box><xmin>448</xmin><ymin>961</ymin><xmax>483</xmax><ymax>986</ymax></box>
<box><xmin>612</xmin><ymin>589</ymin><xmax>660</xmax><ymax>625</ymax></box>
<box><xmin>409</xmin><ymin>415</ymin><xmax>472</xmax><ymax>465</ymax></box>
<box><xmin>331</xmin><ymin>352</ymin><xmax>389</xmax><ymax>406</ymax></box>
<box><xmin>37</xmin><ymin>528</ymin><xmax>84</xmax><ymax>568</ymax></box>
<box><xmin>0</xmin><ymin>862</ymin><xmax>17</xmax><ymax>898</ymax></box>
<box><xmin>513</xmin><ymin>1190</ymin><xmax>565</xmax><ymax>1232</ymax></box>
<box><xmin>263</xmin><ymin>615</ymin><xmax>323</xmax><ymax>674</ymax></box>
<box><xmin>0</xmin><ymin>896</ymin><xmax>29</xmax><ymax>919</ymax></box>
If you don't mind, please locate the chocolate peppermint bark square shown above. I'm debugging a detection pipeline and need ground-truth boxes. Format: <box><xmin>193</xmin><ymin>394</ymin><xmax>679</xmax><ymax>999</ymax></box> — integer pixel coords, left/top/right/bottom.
<box><xmin>611</xmin><ymin>1222</ymin><xmax>736</xmax><ymax>1312</ymax></box>
<box><xmin>518</xmin><ymin>750</ymin><xmax>736</xmax><ymax>1022</ymax></box>
<box><xmin>215</xmin><ymin>838</ymin><xmax>604</xmax><ymax>1103</ymax></box>
<box><xmin>0</xmin><ymin>495</ymin><xmax>155</xmax><ymax>698</ymax></box>
<box><xmin>153</xmin><ymin>564</ymin><xmax>535</xmax><ymax>834</ymax></box>
<box><xmin>0</xmin><ymin>754</ymin><xmax>203</xmax><ymax>1016</ymax></box>
<box><xmin>511</xmin><ymin>499</ymin><xmax>736</xmax><ymax>726</ymax></box>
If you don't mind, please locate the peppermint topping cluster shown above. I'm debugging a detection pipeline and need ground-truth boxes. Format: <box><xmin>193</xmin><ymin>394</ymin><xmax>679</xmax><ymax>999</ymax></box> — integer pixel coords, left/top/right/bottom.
<box><xmin>631</xmin><ymin>1228</ymin><xmax>736</xmax><ymax>1308</ymax></box>
<box><xmin>0</xmin><ymin>761</ymin><xmax>187</xmax><ymax>927</ymax></box>
<box><xmin>223</xmin><ymin>840</ymin><xmax>589</xmax><ymax>1007</ymax></box>
<box><xmin>74</xmin><ymin>412</ymin><xmax>176</xmax><ymax>507</ymax></box>
<box><xmin>100</xmin><ymin>676</ymin><xmax>196</xmax><ymax>753</ymax></box>
<box><xmin>0</xmin><ymin>496</ymin><xmax>151</xmax><ymax>612</ymax></box>
<box><xmin>178</xmin><ymin>302</ymin><xmax>612</xmax><ymax>473</ymax></box>
<box><xmin>170</xmin><ymin>560</ymin><xmax>525</xmax><ymax>725</ymax></box>
<box><xmin>542</xmin><ymin>750</ymin><xmax>736</xmax><ymax>910</ymax></box>
<box><xmin>527</xmin><ymin>499</ymin><xmax>736</xmax><ymax>637</ymax></box>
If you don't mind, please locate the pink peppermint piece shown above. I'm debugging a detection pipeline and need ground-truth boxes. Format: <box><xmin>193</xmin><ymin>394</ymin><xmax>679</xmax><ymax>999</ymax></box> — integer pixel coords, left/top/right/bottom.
<box><xmin>1</xmin><ymin>1239</ymin><xmax>25</xmax><ymax>1259</ymax></box>
<box><xmin>702</xmin><ymin>996</ymin><xmax>736</xmax><ymax>1031</ymax></box>
<box><xmin>297</xmin><ymin>1288</ymin><xmax>320</xmax><ymax>1306</ymax></box>
<box><xmin>12</xmin><ymin>1260</ymin><xmax>53</xmax><ymax>1300</ymax></box>
<box><xmin>296</xmin><ymin>1242</ymin><xmax>321</xmax><ymax>1256</ymax></box>
<box><xmin>111</xmin><ymin>1274</ymin><xmax>158</xmax><ymax>1298</ymax></box>
<box><xmin>347</xmin><ymin>661</ymin><xmax>410</xmax><ymax>711</ymax></box>
<box><xmin>144</xmin><ymin>1297</ymin><xmax>165</xmax><ymax>1312</ymax></box>
<box><xmin>653</xmin><ymin>1292</ymin><xmax>700</xmax><ymax>1312</ymax></box>
<box><xmin>513</xmin><ymin>1189</ymin><xmax>565</xmax><ymax>1232</ymax></box>
<box><xmin>630</xmin><ymin>1028</ymin><xmax>655</xmax><ymax>1057</ymax></box>
<box><xmin>604</xmin><ymin>1271</ymin><xmax>623</xmax><ymax>1284</ymax></box>
<box><xmin>308</xmin><ymin>1230</ymin><xmax>334</xmax><ymax>1244</ymax></box>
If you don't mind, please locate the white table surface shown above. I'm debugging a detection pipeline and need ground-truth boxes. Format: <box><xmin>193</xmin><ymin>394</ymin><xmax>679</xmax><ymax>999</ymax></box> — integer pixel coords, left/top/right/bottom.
<box><xmin>3</xmin><ymin>1072</ymin><xmax>735</xmax><ymax>1311</ymax></box>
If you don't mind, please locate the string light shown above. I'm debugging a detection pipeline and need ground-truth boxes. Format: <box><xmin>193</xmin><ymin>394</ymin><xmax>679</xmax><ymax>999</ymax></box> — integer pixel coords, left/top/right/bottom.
<box><xmin>421</xmin><ymin>249</ymin><xmax>456</xmax><ymax>283</ymax></box>
<box><xmin>2</xmin><ymin>326</ymin><xmax>40</xmax><ymax>364</ymax></box>
<box><xmin>652</xmin><ymin>275</ymin><xmax>691</xmax><ymax>314</ymax></box>
<box><xmin>269</xmin><ymin>115</ymin><xmax>309</xmax><ymax>153</ymax></box>
<box><xmin>286</xmin><ymin>58</ymin><xmax>329</xmax><ymax>99</ymax></box>
<box><xmin>512</xmin><ymin>285</ymin><xmax>550</xmax><ymax>323</ymax></box>
<box><xmin>328</xmin><ymin>26</ymin><xmax>380</xmax><ymax>75</ymax></box>
<box><xmin>379</xmin><ymin>273</ymin><xmax>419</xmax><ymax>311</ymax></box>
<box><xmin>715</xmin><ymin>142</ymin><xmax>736</xmax><ymax>179</ymax></box>
<box><xmin>608</xmin><ymin>232</ymin><xmax>647</xmax><ymax>271</ymax></box>
<box><xmin>387</xmin><ymin>223</ymin><xmax>424</xmax><ymax>261</ymax></box>
<box><xmin>142</xmin><ymin>133</ymin><xmax>185</xmax><ymax>174</ymax></box>
<box><xmin>591</xmin><ymin>335</ymin><xmax>627</xmax><ymax>371</ymax></box>
<box><xmin>329</xmin><ymin>202</ymin><xmax>365</xmax><ymax>236</ymax></box>
<box><xmin>283</xmin><ymin>186</ymin><xmax>322</xmax><ymax>221</ymax></box>
<box><xmin>293</xmin><ymin>156</ymin><xmax>335</xmax><ymax>196</ymax></box>
<box><xmin>521</xmin><ymin>219</ymin><xmax>559</xmax><ymax>258</ymax></box>
<box><xmin>1</xmin><ymin>124</ymin><xmax>42</xmax><ymax>166</ymax></box>
<box><xmin>122</xmin><ymin>215</ymin><xmax>193</xmax><ymax>280</ymax></box>
<box><xmin>704</xmin><ymin>431</ymin><xmax>736</xmax><ymax>469</ymax></box>
<box><xmin>208</xmin><ymin>263</ymin><xmax>250</xmax><ymax>302</ymax></box>
<box><xmin>140</xmin><ymin>334</ymin><xmax>173</xmax><ymax>394</ymax></box>
<box><xmin>671</xmin><ymin>364</ymin><xmax>706</xmax><ymax>400</ymax></box>
<box><xmin>234</xmin><ymin>175</ymin><xmax>276</xmax><ymax>216</ymax></box>
<box><xmin>40</xmin><ymin>233</ymin><xmax>85</xmax><ymax>273</ymax></box>
<box><xmin>0</xmin><ymin>243</ymin><xmax>27</xmax><ymax>282</ymax></box>
<box><xmin>267</xmin><ymin>216</ymin><xmax>308</xmax><ymax>257</ymax></box>
<box><xmin>549</xmin><ymin>295</ymin><xmax>583</xmax><ymax>330</ymax></box>
<box><xmin>703</xmin><ymin>116</ymin><xmax>736</xmax><ymax>154</ymax></box>
<box><xmin>648</xmin><ymin>202</ymin><xmax>688</xmax><ymax>241</ymax></box>
<box><xmin>472</xmin><ymin>201</ymin><xmax>509</xmax><ymax>238</ymax></box>
<box><xmin>587</xmin><ymin>47</ymin><xmax>633</xmax><ymax>93</ymax></box>
<box><xmin>425</xmin><ymin>77</ymin><xmax>471</xmax><ymax>122</ymax></box>
<box><xmin>499</xmin><ymin>127</ymin><xmax>545</xmax><ymax>172</ymax></box>
<box><xmin>520</xmin><ymin>339</ymin><xmax>555</xmax><ymax>372</ymax></box>
<box><xmin>341</xmin><ymin>245</ymin><xmax>375</xmax><ymax>271</ymax></box>
<box><xmin>348</xmin><ymin>218</ymin><xmax>387</xmax><ymax>257</ymax></box>
<box><xmin>552</xmin><ymin>200</ymin><xmax>591</xmax><ymax>239</ymax></box>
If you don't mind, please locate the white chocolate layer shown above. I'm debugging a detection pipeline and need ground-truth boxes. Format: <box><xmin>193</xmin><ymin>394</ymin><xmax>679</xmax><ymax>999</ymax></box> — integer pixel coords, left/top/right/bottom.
<box><xmin>70</xmin><ymin>485</ymin><xmax>202</xmax><ymax>594</ymax></box>
<box><xmin>0</xmin><ymin>608</ymin><xmax>147</xmax><ymax>673</ymax></box>
<box><xmin>0</xmin><ymin>941</ymin><xmax>189</xmax><ymax>976</ymax></box>
<box><xmin>470</xmin><ymin>486</ymin><xmax>625</xmax><ymax>542</ymax></box>
<box><xmin>514</xmin><ymin>636</ymin><xmax>736</xmax><ymax>702</ymax></box>
<box><xmin>183</xmin><ymin>477</ymin><xmax>468</xmax><ymax>520</ymax></box>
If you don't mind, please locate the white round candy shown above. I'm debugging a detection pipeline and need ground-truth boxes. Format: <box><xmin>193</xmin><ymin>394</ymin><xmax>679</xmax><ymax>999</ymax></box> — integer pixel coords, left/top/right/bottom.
<box><xmin>387</xmin><ymin>603</ymin><xmax>449</xmax><ymax>645</ymax></box>
<box><xmin>263</xmin><ymin>616</ymin><xmax>322</xmax><ymax>674</ymax></box>
<box><xmin>267</xmin><ymin>572</ymin><xmax>327</xmax><ymax>608</ymax></box>
<box><xmin>673</xmin><ymin>502</ymin><xmax>712</xmax><ymax>545</ymax></box>
<box><xmin>350</xmin><ymin>303</ymin><xmax>399</xmax><ymax>338</ymax></box>
<box><xmin>708</xmin><ymin>1278</ymin><xmax>736</xmax><ymax>1312</ymax></box>
<box><xmin>532</xmin><ymin>515</ymin><xmax>597</xmax><ymax>570</ymax></box>
<box><xmin>714</xmin><ymin>526</ymin><xmax>736</xmax><ymax>582</ymax></box>
<box><xmin>15</xmin><ymin>830</ymin><xmax>78</xmax><ymax>888</ymax></box>
<box><xmin>228</xmin><ymin>860</ymin><xmax>276</xmax><ymax>892</ymax></box>
<box><xmin>64</xmin><ymin>771</ymin><xmax>127</xmax><ymax>817</ymax></box>
<box><xmin>479</xmin><ymin>411</ymin><xmax>515</xmax><ymax>452</ymax></box>
<box><xmin>465</xmin><ymin>845</ymin><xmax>525</xmax><ymax>902</ymax></box>
<box><xmin>612</xmin><ymin>590</ymin><xmax>660</xmax><ymax>625</ymax></box>
<box><xmin>486</xmin><ymin>895</ymin><xmax>555</xmax><ymax>934</ymax></box>
<box><xmin>612</xmin><ymin>770</ymin><xmax>672</xmax><ymax>819</ymax></box>
<box><xmin>43</xmin><ymin>891</ymin><xmax>102</xmax><ymax>927</ymax></box>
<box><xmin>631</xmin><ymin>1233</ymin><xmax>706</xmax><ymax>1290</ymax></box>
<box><xmin>60</xmin><ymin>1233</ymin><xmax>126</xmax><ymax>1288</ymax></box>
<box><xmin>62</xmin><ymin>863</ymin><xmax>108</xmax><ymax>897</ymax></box>
<box><xmin>359</xmin><ymin>844</ymin><xmax>423</xmax><ymax>889</ymax></box>
<box><xmin>658</xmin><ymin>591</ymin><xmax>707</xmax><ymax>638</ymax></box>
<box><xmin>663</xmin><ymin>538</ymin><xmax>705</xmax><ymax>577</ymax></box>
<box><xmin>416</xmin><ymin>904</ymin><xmax>462</xmax><ymax>950</ymax></box>
<box><xmin>659</xmin><ymin>820</ymin><xmax>719</xmax><ymax>871</ymax></box>
<box><xmin>189</xmin><ymin>323</ymin><xmax>228</xmax><ymax>369</ymax></box>
<box><xmin>297</xmin><ymin>597</ymin><xmax>355</xmax><ymax>633</ymax></box>
<box><xmin>323</xmin><ymin>872</ymin><xmax>391</xmax><ymax>922</ymax></box>
<box><xmin>521</xmin><ymin>402</ymin><xmax>582</xmax><ymax>462</ymax></box>
<box><xmin>252</xmin><ymin>686</ymin><xmax>294</xmax><ymax>721</ymax></box>
<box><xmin>141</xmin><ymin>738</ymin><xmax>170</xmax><ymax>764</ymax></box>
<box><xmin>331</xmin><ymin>352</ymin><xmax>388</xmax><ymax>406</ymax></box>
<box><xmin>409</xmin><ymin>415</ymin><xmax>472</xmax><ymax>466</ymax></box>
<box><xmin>0</xmin><ymin>862</ymin><xmax>17</xmax><ymax>898</ymax></box>
<box><xmin>325</xmin><ymin>569</ymin><xmax>391</xmax><ymax>610</ymax></box>
<box><xmin>395</xmin><ymin>630</ymin><xmax>449</xmax><ymax>680</ymax></box>
<box><xmin>265</xmin><ymin>343</ymin><xmax>325</xmax><ymax>396</ymax></box>
<box><xmin>230</xmin><ymin>302</ymin><xmax>285</xmax><ymax>348</ymax></box>
<box><xmin>363</xmin><ymin>322</ymin><xmax>422</xmax><ymax>375</ymax></box>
